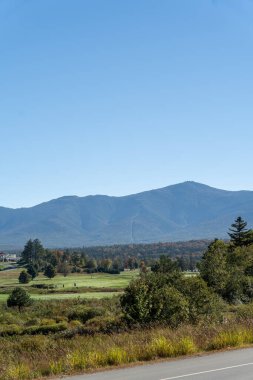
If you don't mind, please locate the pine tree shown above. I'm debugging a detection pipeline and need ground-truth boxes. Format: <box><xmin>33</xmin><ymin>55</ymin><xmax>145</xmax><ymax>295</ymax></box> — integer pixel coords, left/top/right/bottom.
<box><xmin>228</xmin><ymin>216</ymin><xmax>251</xmax><ymax>247</ymax></box>
<box><xmin>44</xmin><ymin>264</ymin><xmax>56</xmax><ymax>279</ymax></box>
<box><xmin>7</xmin><ymin>287</ymin><xmax>32</xmax><ymax>311</ymax></box>
<box><xmin>27</xmin><ymin>264</ymin><xmax>38</xmax><ymax>279</ymax></box>
<box><xmin>21</xmin><ymin>239</ymin><xmax>45</xmax><ymax>265</ymax></box>
<box><xmin>21</xmin><ymin>239</ymin><xmax>34</xmax><ymax>264</ymax></box>
<box><xmin>18</xmin><ymin>270</ymin><xmax>32</xmax><ymax>284</ymax></box>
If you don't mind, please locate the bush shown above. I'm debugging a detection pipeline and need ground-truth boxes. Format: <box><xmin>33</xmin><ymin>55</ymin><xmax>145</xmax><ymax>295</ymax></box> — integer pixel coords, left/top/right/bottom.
<box><xmin>121</xmin><ymin>273</ymin><xmax>189</xmax><ymax>326</ymax></box>
<box><xmin>155</xmin><ymin>286</ymin><xmax>189</xmax><ymax>327</ymax></box>
<box><xmin>180</xmin><ymin>277</ymin><xmax>224</xmax><ymax>323</ymax></box>
<box><xmin>67</xmin><ymin>306</ymin><xmax>105</xmax><ymax>324</ymax></box>
<box><xmin>85</xmin><ymin>315</ymin><xmax>124</xmax><ymax>333</ymax></box>
<box><xmin>234</xmin><ymin>303</ymin><xmax>253</xmax><ymax>321</ymax></box>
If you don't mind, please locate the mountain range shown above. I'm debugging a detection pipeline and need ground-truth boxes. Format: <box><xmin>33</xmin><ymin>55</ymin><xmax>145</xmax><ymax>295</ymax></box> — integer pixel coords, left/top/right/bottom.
<box><xmin>1</xmin><ymin>181</ymin><xmax>253</xmax><ymax>249</ymax></box>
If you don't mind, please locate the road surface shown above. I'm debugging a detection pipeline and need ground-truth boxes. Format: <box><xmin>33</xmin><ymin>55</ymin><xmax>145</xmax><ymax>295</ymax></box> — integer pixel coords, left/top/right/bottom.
<box><xmin>58</xmin><ymin>347</ymin><xmax>253</xmax><ymax>380</ymax></box>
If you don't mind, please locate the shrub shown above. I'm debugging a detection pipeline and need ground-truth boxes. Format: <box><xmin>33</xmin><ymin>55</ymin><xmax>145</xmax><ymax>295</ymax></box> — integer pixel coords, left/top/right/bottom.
<box><xmin>85</xmin><ymin>315</ymin><xmax>123</xmax><ymax>333</ymax></box>
<box><xmin>180</xmin><ymin>277</ymin><xmax>224</xmax><ymax>323</ymax></box>
<box><xmin>121</xmin><ymin>274</ymin><xmax>189</xmax><ymax>326</ymax></box>
<box><xmin>235</xmin><ymin>303</ymin><xmax>253</xmax><ymax>321</ymax></box>
<box><xmin>155</xmin><ymin>286</ymin><xmax>189</xmax><ymax>327</ymax></box>
<box><xmin>67</xmin><ymin>306</ymin><xmax>105</xmax><ymax>324</ymax></box>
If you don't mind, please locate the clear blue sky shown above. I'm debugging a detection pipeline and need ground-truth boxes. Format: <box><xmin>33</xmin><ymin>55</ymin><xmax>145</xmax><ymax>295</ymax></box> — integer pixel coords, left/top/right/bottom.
<box><xmin>1</xmin><ymin>0</ymin><xmax>253</xmax><ymax>208</ymax></box>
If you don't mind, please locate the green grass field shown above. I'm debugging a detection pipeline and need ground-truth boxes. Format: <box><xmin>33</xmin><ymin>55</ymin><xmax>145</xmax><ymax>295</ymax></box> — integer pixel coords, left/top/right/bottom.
<box><xmin>0</xmin><ymin>291</ymin><xmax>117</xmax><ymax>301</ymax></box>
<box><xmin>0</xmin><ymin>268</ymin><xmax>138</xmax><ymax>301</ymax></box>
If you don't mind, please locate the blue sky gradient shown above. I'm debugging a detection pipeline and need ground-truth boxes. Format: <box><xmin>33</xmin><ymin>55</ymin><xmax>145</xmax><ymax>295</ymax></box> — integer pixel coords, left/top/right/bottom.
<box><xmin>1</xmin><ymin>0</ymin><xmax>253</xmax><ymax>207</ymax></box>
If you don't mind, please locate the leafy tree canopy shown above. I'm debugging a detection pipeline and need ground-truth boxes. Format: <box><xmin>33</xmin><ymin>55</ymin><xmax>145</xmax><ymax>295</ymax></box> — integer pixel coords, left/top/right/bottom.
<box><xmin>151</xmin><ymin>255</ymin><xmax>179</xmax><ymax>273</ymax></box>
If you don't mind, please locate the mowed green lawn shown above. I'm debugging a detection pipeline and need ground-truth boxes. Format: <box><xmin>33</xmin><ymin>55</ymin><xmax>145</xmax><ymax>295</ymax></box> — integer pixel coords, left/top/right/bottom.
<box><xmin>0</xmin><ymin>291</ymin><xmax>116</xmax><ymax>301</ymax></box>
<box><xmin>0</xmin><ymin>269</ymin><xmax>139</xmax><ymax>300</ymax></box>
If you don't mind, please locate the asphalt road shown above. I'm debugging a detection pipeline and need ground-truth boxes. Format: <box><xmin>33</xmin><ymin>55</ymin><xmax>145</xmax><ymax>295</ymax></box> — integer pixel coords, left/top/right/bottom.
<box><xmin>59</xmin><ymin>347</ymin><xmax>253</xmax><ymax>380</ymax></box>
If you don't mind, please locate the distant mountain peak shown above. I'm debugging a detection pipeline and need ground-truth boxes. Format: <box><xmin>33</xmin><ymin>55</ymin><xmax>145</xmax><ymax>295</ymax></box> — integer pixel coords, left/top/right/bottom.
<box><xmin>0</xmin><ymin>182</ymin><xmax>252</xmax><ymax>249</ymax></box>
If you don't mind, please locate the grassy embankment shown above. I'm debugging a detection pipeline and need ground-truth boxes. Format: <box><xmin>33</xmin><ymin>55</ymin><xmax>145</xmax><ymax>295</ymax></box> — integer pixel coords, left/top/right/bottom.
<box><xmin>0</xmin><ymin>298</ymin><xmax>253</xmax><ymax>380</ymax></box>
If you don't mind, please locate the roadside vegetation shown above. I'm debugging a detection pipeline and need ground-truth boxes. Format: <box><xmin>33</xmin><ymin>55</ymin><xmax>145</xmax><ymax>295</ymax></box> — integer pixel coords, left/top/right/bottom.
<box><xmin>1</xmin><ymin>216</ymin><xmax>253</xmax><ymax>379</ymax></box>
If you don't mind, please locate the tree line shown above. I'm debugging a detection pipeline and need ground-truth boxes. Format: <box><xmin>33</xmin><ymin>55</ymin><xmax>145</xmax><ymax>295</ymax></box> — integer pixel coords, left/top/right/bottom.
<box><xmin>120</xmin><ymin>216</ymin><xmax>253</xmax><ymax>326</ymax></box>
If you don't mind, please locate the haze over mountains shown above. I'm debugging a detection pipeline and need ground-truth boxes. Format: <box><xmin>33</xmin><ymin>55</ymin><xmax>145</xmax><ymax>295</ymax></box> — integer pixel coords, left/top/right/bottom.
<box><xmin>1</xmin><ymin>181</ymin><xmax>253</xmax><ymax>249</ymax></box>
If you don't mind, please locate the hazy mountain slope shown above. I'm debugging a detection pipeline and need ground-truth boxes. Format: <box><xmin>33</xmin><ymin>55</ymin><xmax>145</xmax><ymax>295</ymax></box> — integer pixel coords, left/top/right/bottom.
<box><xmin>1</xmin><ymin>181</ymin><xmax>253</xmax><ymax>249</ymax></box>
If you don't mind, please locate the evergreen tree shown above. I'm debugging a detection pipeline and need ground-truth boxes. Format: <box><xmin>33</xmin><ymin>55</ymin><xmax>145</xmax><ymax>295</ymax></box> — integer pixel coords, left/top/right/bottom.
<box><xmin>7</xmin><ymin>287</ymin><xmax>32</xmax><ymax>311</ymax></box>
<box><xmin>44</xmin><ymin>264</ymin><xmax>56</xmax><ymax>279</ymax></box>
<box><xmin>32</xmin><ymin>239</ymin><xmax>44</xmax><ymax>261</ymax></box>
<box><xmin>27</xmin><ymin>264</ymin><xmax>38</xmax><ymax>279</ymax></box>
<box><xmin>21</xmin><ymin>239</ymin><xmax>34</xmax><ymax>264</ymax></box>
<box><xmin>18</xmin><ymin>270</ymin><xmax>32</xmax><ymax>284</ymax></box>
<box><xmin>228</xmin><ymin>216</ymin><xmax>251</xmax><ymax>247</ymax></box>
<box><xmin>21</xmin><ymin>239</ymin><xmax>45</xmax><ymax>265</ymax></box>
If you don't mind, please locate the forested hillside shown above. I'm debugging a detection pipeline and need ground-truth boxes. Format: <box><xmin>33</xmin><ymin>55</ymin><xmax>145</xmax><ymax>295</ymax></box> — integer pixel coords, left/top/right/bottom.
<box><xmin>1</xmin><ymin>181</ymin><xmax>253</xmax><ymax>248</ymax></box>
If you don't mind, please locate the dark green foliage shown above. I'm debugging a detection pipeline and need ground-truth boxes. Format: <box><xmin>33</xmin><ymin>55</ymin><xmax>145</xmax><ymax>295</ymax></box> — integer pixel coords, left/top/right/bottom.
<box><xmin>228</xmin><ymin>216</ymin><xmax>252</xmax><ymax>247</ymax></box>
<box><xmin>27</xmin><ymin>264</ymin><xmax>38</xmax><ymax>279</ymax></box>
<box><xmin>7</xmin><ymin>287</ymin><xmax>32</xmax><ymax>311</ymax></box>
<box><xmin>21</xmin><ymin>239</ymin><xmax>45</xmax><ymax>265</ymax></box>
<box><xmin>199</xmin><ymin>240</ymin><xmax>229</xmax><ymax>296</ymax></box>
<box><xmin>180</xmin><ymin>277</ymin><xmax>224</xmax><ymax>323</ymax></box>
<box><xmin>153</xmin><ymin>286</ymin><xmax>189</xmax><ymax>327</ymax></box>
<box><xmin>45</xmin><ymin>250</ymin><xmax>58</xmax><ymax>267</ymax></box>
<box><xmin>86</xmin><ymin>259</ymin><xmax>98</xmax><ymax>273</ymax></box>
<box><xmin>66</xmin><ymin>240</ymin><xmax>207</xmax><ymax>267</ymax></box>
<box><xmin>57</xmin><ymin>262</ymin><xmax>70</xmax><ymax>276</ymax></box>
<box><xmin>44</xmin><ymin>264</ymin><xmax>56</xmax><ymax>279</ymax></box>
<box><xmin>120</xmin><ymin>270</ymin><xmax>221</xmax><ymax>326</ymax></box>
<box><xmin>19</xmin><ymin>270</ymin><xmax>32</xmax><ymax>284</ymax></box>
<box><xmin>199</xmin><ymin>224</ymin><xmax>253</xmax><ymax>303</ymax></box>
<box><xmin>151</xmin><ymin>255</ymin><xmax>180</xmax><ymax>273</ymax></box>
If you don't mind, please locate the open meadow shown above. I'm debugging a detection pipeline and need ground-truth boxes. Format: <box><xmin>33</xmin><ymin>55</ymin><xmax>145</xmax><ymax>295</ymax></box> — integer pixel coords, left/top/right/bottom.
<box><xmin>0</xmin><ymin>268</ymin><xmax>139</xmax><ymax>300</ymax></box>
